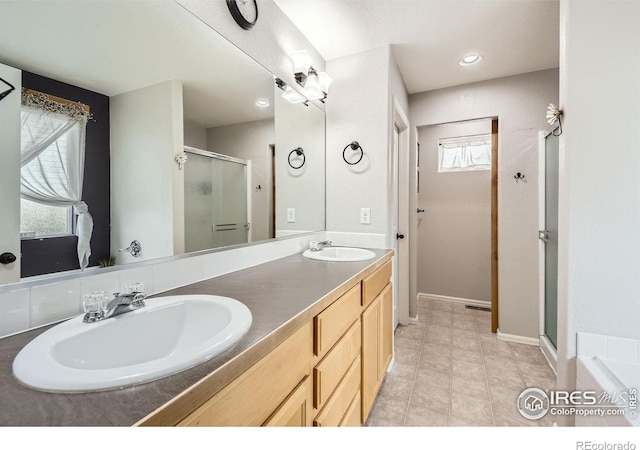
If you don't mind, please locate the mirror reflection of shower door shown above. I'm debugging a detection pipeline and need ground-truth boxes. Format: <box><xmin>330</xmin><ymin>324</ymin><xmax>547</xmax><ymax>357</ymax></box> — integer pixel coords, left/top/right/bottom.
<box><xmin>184</xmin><ymin>149</ymin><xmax>249</xmax><ymax>252</ymax></box>
<box><xmin>542</xmin><ymin>131</ymin><xmax>559</xmax><ymax>349</ymax></box>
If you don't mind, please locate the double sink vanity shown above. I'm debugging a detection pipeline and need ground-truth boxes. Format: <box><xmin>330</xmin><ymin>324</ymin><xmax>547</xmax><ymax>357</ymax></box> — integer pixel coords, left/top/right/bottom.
<box><xmin>0</xmin><ymin>246</ymin><xmax>393</xmax><ymax>427</ymax></box>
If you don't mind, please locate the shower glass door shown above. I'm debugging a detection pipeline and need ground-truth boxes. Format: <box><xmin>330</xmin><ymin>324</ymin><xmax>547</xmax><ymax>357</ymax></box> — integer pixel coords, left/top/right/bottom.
<box><xmin>543</xmin><ymin>131</ymin><xmax>559</xmax><ymax>349</ymax></box>
<box><xmin>184</xmin><ymin>149</ymin><xmax>248</xmax><ymax>253</ymax></box>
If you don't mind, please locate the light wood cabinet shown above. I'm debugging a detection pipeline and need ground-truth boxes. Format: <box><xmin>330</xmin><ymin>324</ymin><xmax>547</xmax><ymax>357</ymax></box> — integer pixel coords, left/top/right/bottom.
<box><xmin>314</xmin><ymin>320</ymin><xmax>361</xmax><ymax>410</ymax></box>
<box><xmin>314</xmin><ymin>283</ymin><xmax>361</xmax><ymax>358</ymax></box>
<box><xmin>263</xmin><ymin>376</ymin><xmax>313</xmax><ymax>427</ymax></box>
<box><xmin>362</xmin><ymin>260</ymin><xmax>391</xmax><ymax>308</ymax></box>
<box><xmin>361</xmin><ymin>266</ymin><xmax>393</xmax><ymax>424</ymax></box>
<box><xmin>313</xmin><ymin>356</ymin><xmax>361</xmax><ymax>427</ymax></box>
<box><xmin>177</xmin><ymin>322</ymin><xmax>312</xmax><ymax>426</ymax></box>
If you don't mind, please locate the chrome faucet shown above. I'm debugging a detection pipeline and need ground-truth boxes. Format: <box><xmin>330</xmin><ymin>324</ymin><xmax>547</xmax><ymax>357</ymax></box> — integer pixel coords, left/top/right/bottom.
<box><xmin>83</xmin><ymin>291</ymin><xmax>146</xmax><ymax>323</ymax></box>
<box><xmin>310</xmin><ymin>240</ymin><xmax>333</xmax><ymax>252</ymax></box>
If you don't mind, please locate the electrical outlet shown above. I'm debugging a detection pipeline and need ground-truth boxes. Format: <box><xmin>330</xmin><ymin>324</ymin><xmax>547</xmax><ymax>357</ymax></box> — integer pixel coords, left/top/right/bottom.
<box><xmin>360</xmin><ymin>208</ymin><xmax>371</xmax><ymax>224</ymax></box>
<box><xmin>287</xmin><ymin>208</ymin><xmax>295</xmax><ymax>223</ymax></box>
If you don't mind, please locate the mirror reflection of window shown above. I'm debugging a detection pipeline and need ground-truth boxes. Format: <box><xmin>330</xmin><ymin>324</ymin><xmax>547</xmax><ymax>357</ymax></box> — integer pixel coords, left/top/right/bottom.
<box><xmin>19</xmin><ymin>89</ymin><xmax>93</xmax><ymax>269</ymax></box>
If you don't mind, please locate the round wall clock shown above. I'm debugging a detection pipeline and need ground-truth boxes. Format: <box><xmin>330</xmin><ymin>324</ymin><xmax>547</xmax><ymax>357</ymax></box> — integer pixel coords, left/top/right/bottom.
<box><xmin>226</xmin><ymin>0</ymin><xmax>258</xmax><ymax>30</ymax></box>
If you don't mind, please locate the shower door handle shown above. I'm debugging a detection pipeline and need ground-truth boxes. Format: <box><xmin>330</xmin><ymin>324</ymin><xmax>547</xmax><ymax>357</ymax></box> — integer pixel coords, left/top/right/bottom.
<box><xmin>538</xmin><ymin>230</ymin><xmax>549</xmax><ymax>242</ymax></box>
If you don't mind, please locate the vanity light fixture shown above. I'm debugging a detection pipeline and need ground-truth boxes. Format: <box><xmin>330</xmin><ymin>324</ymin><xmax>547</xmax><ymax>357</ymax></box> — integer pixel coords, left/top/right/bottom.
<box><xmin>290</xmin><ymin>50</ymin><xmax>332</xmax><ymax>102</ymax></box>
<box><xmin>275</xmin><ymin>77</ymin><xmax>308</xmax><ymax>105</ymax></box>
<box><xmin>255</xmin><ymin>98</ymin><xmax>270</xmax><ymax>107</ymax></box>
<box><xmin>459</xmin><ymin>54</ymin><xmax>483</xmax><ymax>66</ymax></box>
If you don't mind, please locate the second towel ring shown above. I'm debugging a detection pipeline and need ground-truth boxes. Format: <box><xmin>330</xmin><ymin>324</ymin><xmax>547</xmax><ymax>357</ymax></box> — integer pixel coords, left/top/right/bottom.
<box><xmin>288</xmin><ymin>147</ymin><xmax>305</xmax><ymax>169</ymax></box>
<box><xmin>343</xmin><ymin>141</ymin><xmax>363</xmax><ymax>165</ymax></box>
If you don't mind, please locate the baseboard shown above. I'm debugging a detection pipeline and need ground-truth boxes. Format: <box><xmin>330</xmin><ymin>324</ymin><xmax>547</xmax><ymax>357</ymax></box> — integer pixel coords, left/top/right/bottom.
<box><xmin>539</xmin><ymin>335</ymin><xmax>558</xmax><ymax>375</ymax></box>
<box><xmin>497</xmin><ymin>328</ymin><xmax>539</xmax><ymax>346</ymax></box>
<box><xmin>417</xmin><ymin>292</ymin><xmax>491</xmax><ymax>309</ymax></box>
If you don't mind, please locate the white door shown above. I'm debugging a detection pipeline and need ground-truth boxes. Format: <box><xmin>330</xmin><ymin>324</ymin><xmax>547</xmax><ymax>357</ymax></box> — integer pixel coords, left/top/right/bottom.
<box><xmin>391</xmin><ymin>98</ymin><xmax>410</xmax><ymax>327</ymax></box>
<box><xmin>0</xmin><ymin>63</ymin><xmax>21</xmax><ymax>284</ymax></box>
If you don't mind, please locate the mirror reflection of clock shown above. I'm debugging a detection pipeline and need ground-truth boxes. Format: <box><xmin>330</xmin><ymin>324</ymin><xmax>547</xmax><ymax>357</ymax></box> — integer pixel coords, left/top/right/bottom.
<box><xmin>227</xmin><ymin>0</ymin><xmax>258</xmax><ymax>30</ymax></box>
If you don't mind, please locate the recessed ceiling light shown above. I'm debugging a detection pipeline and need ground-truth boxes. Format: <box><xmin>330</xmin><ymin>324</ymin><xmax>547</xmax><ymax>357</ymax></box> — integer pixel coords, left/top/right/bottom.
<box><xmin>459</xmin><ymin>54</ymin><xmax>483</xmax><ymax>66</ymax></box>
<box><xmin>255</xmin><ymin>98</ymin><xmax>270</xmax><ymax>107</ymax></box>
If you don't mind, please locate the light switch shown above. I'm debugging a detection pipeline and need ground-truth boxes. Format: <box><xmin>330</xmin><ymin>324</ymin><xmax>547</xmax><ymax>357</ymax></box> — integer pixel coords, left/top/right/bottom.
<box><xmin>287</xmin><ymin>208</ymin><xmax>295</xmax><ymax>223</ymax></box>
<box><xmin>360</xmin><ymin>208</ymin><xmax>371</xmax><ymax>224</ymax></box>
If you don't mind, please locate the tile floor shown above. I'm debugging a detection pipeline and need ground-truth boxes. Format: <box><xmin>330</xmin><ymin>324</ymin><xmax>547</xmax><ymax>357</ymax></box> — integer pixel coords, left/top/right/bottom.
<box><xmin>366</xmin><ymin>298</ymin><xmax>557</xmax><ymax>427</ymax></box>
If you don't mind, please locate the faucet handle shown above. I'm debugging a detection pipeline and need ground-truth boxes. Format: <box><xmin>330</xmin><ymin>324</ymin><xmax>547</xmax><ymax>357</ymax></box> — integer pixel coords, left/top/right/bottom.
<box><xmin>82</xmin><ymin>291</ymin><xmax>108</xmax><ymax>314</ymax></box>
<box><xmin>124</xmin><ymin>282</ymin><xmax>145</xmax><ymax>295</ymax></box>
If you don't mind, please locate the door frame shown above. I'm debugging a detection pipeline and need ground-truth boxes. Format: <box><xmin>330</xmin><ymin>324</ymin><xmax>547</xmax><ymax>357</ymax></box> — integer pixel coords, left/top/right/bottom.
<box><xmin>538</xmin><ymin>129</ymin><xmax>558</xmax><ymax>371</ymax></box>
<box><xmin>391</xmin><ymin>97</ymin><xmax>410</xmax><ymax>326</ymax></box>
<box><xmin>491</xmin><ymin>119</ymin><xmax>499</xmax><ymax>333</ymax></box>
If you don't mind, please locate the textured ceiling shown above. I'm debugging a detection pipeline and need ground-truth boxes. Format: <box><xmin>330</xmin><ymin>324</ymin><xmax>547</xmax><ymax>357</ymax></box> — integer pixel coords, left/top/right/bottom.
<box><xmin>273</xmin><ymin>0</ymin><xmax>560</xmax><ymax>94</ymax></box>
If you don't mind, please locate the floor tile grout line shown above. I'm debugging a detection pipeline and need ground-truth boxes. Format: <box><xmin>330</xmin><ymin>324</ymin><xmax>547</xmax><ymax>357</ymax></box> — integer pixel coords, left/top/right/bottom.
<box><xmin>401</xmin><ymin>301</ymin><xmax>431</xmax><ymax>425</ymax></box>
<box><xmin>476</xmin><ymin>311</ymin><xmax>497</xmax><ymax>426</ymax></box>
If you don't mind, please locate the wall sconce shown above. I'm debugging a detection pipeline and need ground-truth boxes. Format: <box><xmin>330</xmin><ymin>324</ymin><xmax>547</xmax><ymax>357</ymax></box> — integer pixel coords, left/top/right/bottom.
<box><xmin>290</xmin><ymin>50</ymin><xmax>332</xmax><ymax>103</ymax></box>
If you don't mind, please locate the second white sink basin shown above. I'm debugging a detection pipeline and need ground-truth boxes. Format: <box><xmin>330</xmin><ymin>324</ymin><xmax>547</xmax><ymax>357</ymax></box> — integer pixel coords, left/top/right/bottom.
<box><xmin>12</xmin><ymin>294</ymin><xmax>252</xmax><ymax>393</ymax></box>
<box><xmin>302</xmin><ymin>246</ymin><xmax>376</xmax><ymax>262</ymax></box>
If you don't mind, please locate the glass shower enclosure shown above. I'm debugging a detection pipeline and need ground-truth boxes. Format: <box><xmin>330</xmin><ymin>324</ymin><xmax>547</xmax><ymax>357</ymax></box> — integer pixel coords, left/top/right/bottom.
<box><xmin>184</xmin><ymin>147</ymin><xmax>250</xmax><ymax>252</ymax></box>
<box><xmin>541</xmin><ymin>130</ymin><xmax>559</xmax><ymax>350</ymax></box>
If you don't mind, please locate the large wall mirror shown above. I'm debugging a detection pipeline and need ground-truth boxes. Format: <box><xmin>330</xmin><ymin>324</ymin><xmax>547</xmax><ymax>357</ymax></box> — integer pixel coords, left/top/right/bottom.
<box><xmin>0</xmin><ymin>0</ymin><xmax>325</xmax><ymax>283</ymax></box>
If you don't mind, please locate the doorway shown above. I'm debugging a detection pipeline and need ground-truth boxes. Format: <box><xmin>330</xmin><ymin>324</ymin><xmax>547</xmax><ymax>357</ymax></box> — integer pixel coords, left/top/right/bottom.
<box><xmin>416</xmin><ymin>118</ymin><xmax>498</xmax><ymax>333</ymax></box>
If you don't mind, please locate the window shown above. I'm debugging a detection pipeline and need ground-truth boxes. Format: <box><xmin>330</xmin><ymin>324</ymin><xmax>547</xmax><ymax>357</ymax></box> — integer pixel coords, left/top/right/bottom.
<box><xmin>20</xmin><ymin>199</ymin><xmax>72</xmax><ymax>238</ymax></box>
<box><xmin>438</xmin><ymin>134</ymin><xmax>492</xmax><ymax>172</ymax></box>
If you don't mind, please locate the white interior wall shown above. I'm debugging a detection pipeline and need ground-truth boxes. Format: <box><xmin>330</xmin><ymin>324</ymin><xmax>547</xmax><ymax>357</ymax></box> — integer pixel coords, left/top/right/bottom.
<box><xmin>274</xmin><ymin>94</ymin><xmax>325</xmax><ymax>235</ymax></box>
<box><xmin>556</xmin><ymin>0</ymin><xmax>640</xmax><ymax>402</ymax></box>
<box><xmin>110</xmin><ymin>80</ymin><xmax>184</xmax><ymax>264</ymax></box>
<box><xmin>207</xmin><ymin>119</ymin><xmax>275</xmax><ymax>242</ymax></box>
<box><xmin>326</xmin><ymin>46</ymin><xmax>390</xmax><ymax>239</ymax></box>
<box><xmin>410</xmin><ymin>69</ymin><xmax>559</xmax><ymax>340</ymax></box>
<box><xmin>0</xmin><ymin>63</ymin><xmax>21</xmax><ymax>285</ymax></box>
<box><xmin>184</xmin><ymin>121</ymin><xmax>207</xmax><ymax>149</ymax></box>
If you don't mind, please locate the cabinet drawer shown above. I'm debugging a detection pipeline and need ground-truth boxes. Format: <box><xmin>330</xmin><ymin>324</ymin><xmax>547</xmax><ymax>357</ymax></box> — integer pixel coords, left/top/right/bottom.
<box><xmin>263</xmin><ymin>376</ymin><xmax>312</xmax><ymax>427</ymax></box>
<box><xmin>362</xmin><ymin>260</ymin><xmax>391</xmax><ymax>308</ymax></box>
<box><xmin>314</xmin><ymin>320</ymin><xmax>361</xmax><ymax>410</ymax></box>
<box><xmin>314</xmin><ymin>283</ymin><xmax>361</xmax><ymax>357</ymax></box>
<box><xmin>313</xmin><ymin>356</ymin><xmax>361</xmax><ymax>427</ymax></box>
<box><xmin>177</xmin><ymin>322</ymin><xmax>312</xmax><ymax>426</ymax></box>
<box><xmin>339</xmin><ymin>391</ymin><xmax>362</xmax><ymax>427</ymax></box>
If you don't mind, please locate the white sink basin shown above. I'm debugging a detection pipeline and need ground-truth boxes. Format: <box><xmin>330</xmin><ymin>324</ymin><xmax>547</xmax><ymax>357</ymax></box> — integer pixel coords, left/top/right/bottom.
<box><xmin>302</xmin><ymin>246</ymin><xmax>376</xmax><ymax>262</ymax></box>
<box><xmin>12</xmin><ymin>295</ymin><xmax>252</xmax><ymax>393</ymax></box>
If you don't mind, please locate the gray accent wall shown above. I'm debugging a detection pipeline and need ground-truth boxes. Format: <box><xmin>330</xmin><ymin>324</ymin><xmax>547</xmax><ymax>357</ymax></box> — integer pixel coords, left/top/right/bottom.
<box><xmin>417</xmin><ymin>120</ymin><xmax>492</xmax><ymax>302</ymax></box>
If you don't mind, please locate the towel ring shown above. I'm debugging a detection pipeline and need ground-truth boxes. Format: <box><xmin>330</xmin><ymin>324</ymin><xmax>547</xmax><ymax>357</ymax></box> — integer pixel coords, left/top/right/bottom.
<box><xmin>288</xmin><ymin>147</ymin><xmax>305</xmax><ymax>169</ymax></box>
<box><xmin>343</xmin><ymin>141</ymin><xmax>363</xmax><ymax>165</ymax></box>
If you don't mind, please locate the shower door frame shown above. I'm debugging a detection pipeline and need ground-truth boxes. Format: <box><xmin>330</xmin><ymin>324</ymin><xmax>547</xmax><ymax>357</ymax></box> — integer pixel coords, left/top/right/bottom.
<box><xmin>184</xmin><ymin>146</ymin><xmax>253</xmax><ymax>244</ymax></box>
<box><xmin>537</xmin><ymin>129</ymin><xmax>559</xmax><ymax>373</ymax></box>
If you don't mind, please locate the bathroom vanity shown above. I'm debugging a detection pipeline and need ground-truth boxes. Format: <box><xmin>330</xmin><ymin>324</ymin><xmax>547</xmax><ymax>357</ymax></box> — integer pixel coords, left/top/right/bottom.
<box><xmin>0</xmin><ymin>248</ymin><xmax>393</xmax><ymax>426</ymax></box>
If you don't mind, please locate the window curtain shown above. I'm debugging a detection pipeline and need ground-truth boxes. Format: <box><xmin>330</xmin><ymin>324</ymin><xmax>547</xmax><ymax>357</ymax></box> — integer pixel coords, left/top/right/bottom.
<box><xmin>439</xmin><ymin>134</ymin><xmax>492</xmax><ymax>172</ymax></box>
<box><xmin>19</xmin><ymin>96</ymin><xmax>93</xmax><ymax>270</ymax></box>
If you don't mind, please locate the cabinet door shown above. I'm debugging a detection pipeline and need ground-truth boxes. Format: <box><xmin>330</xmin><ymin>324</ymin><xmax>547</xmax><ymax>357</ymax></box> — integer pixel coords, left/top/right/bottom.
<box><xmin>177</xmin><ymin>322</ymin><xmax>312</xmax><ymax>426</ymax></box>
<box><xmin>379</xmin><ymin>283</ymin><xmax>393</xmax><ymax>379</ymax></box>
<box><xmin>361</xmin><ymin>295</ymin><xmax>381</xmax><ymax>422</ymax></box>
<box><xmin>263</xmin><ymin>376</ymin><xmax>312</xmax><ymax>427</ymax></box>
